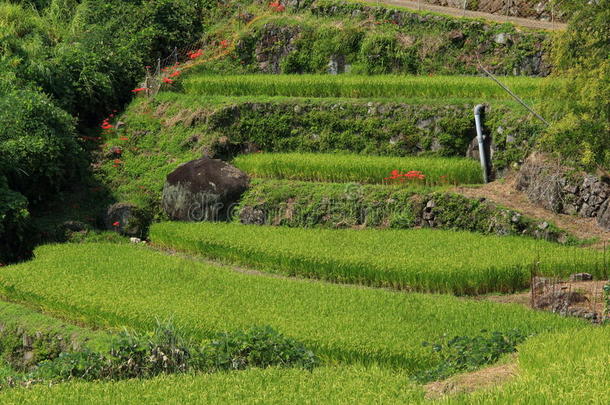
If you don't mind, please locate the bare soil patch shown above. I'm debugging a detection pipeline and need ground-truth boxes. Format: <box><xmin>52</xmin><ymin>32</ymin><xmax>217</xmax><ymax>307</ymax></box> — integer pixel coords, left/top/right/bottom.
<box><xmin>456</xmin><ymin>175</ymin><xmax>610</xmax><ymax>248</ymax></box>
<box><xmin>425</xmin><ymin>362</ymin><xmax>517</xmax><ymax>400</ymax></box>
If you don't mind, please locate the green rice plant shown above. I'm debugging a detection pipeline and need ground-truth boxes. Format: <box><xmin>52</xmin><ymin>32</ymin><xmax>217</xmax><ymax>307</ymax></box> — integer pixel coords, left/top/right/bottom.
<box><xmin>233</xmin><ymin>153</ymin><xmax>483</xmax><ymax>185</ymax></box>
<box><xmin>0</xmin><ymin>328</ymin><xmax>607</xmax><ymax>404</ymax></box>
<box><xmin>0</xmin><ymin>365</ymin><xmax>427</xmax><ymax>404</ymax></box>
<box><xmin>0</xmin><ymin>243</ymin><xmax>584</xmax><ymax>371</ymax></box>
<box><xmin>454</xmin><ymin>327</ymin><xmax>610</xmax><ymax>404</ymax></box>
<box><xmin>150</xmin><ymin>223</ymin><xmax>606</xmax><ymax>295</ymax></box>
<box><xmin>182</xmin><ymin>74</ymin><xmax>556</xmax><ymax>101</ymax></box>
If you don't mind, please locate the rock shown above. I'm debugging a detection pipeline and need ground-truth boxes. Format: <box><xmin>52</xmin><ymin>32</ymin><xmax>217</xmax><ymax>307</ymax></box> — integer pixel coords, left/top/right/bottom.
<box><xmin>447</xmin><ymin>30</ymin><xmax>464</xmax><ymax>43</ymax></box>
<box><xmin>494</xmin><ymin>32</ymin><xmax>509</xmax><ymax>45</ymax></box>
<box><xmin>534</xmin><ymin>290</ymin><xmax>588</xmax><ymax>312</ymax></box>
<box><xmin>130</xmin><ymin>237</ymin><xmax>142</xmax><ymax>244</ymax></box>
<box><xmin>327</xmin><ymin>54</ymin><xmax>346</xmax><ymax>75</ymax></box>
<box><xmin>162</xmin><ymin>158</ymin><xmax>249</xmax><ymax>222</ymax></box>
<box><xmin>60</xmin><ymin>220</ymin><xmax>89</xmax><ymax>233</ymax></box>
<box><xmin>516</xmin><ymin>153</ymin><xmax>566</xmax><ymax>213</ymax></box>
<box><xmin>105</xmin><ymin>203</ymin><xmax>148</xmax><ymax>237</ymax></box>
<box><xmin>538</xmin><ymin>221</ymin><xmax>549</xmax><ymax>230</ymax></box>
<box><xmin>239</xmin><ymin>206</ymin><xmax>266</xmax><ymax>225</ymax></box>
<box><xmin>569</xmin><ymin>273</ymin><xmax>593</xmax><ymax>282</ymax></box>
<box><xmin>596</xmin><ymin>199</ymin><xmax>610</xmax><ymax>230</ymax></box>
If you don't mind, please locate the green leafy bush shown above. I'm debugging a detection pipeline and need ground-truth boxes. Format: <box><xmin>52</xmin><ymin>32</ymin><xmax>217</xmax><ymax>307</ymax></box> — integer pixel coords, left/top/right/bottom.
<box><xmin>205</xmin><ymin>326</ymin><xmax>317</xmax><ymax>372</ymax></box>
<box><xmin>0</xmin><ymin>177</ymin><xmax>31</xmax><ymax>264</ymax></box>
<box><xmin>32</xmin><ymin>323</ymin><xmax>316</xmax><ymax>383</ymax></box>
<box><xmin>415</xmin><ymin>329</ymin><xmax>527</xmax><ymax>382</ymax></box>
<box><xmin>0</xmin><ymin>88</ymin><xmax>82</xmax><ymax>203</ymax></box>
<box><xmin>538</xmin><ymin>0</ymin><xmax>610</xmax><ymax>170</ymax></box>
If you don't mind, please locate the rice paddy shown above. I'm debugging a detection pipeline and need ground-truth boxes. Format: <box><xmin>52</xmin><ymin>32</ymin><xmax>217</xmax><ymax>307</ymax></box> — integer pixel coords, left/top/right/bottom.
<box><xmin>233</xmin><ymin>153</ymin><xmax>483</xmax><ymax>185</ymax></box>
<box><xmin>149</xmin><ymin>222</ymin><xmax>607</xmax><ymax>295</ymax></box>
<box><xmin>0</xmin><ymin>243</ymin><xmax>584</xmax><ymax>369</ymax></box>
<box><xmin>182</xmin><ymin>74</ymin><xmax>554</xmax><ymax>101</ymax></box>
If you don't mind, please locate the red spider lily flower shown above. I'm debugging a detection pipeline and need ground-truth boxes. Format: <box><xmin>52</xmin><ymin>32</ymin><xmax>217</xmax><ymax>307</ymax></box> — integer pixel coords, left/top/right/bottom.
<box><xmin>131</xmin><ymin>87</ymin><xmax>148</xmax><ymax>94</ymax></box>
<box><xmin>163</xmin><ymin>77</ymin><xmax>174</xmax><ymax>84</ymax></box>
<box><xmin>384</xmin><ymin>169</ymin><xmax>402</xmax><ymax>180</ymax></box>
<box><xmin>269</xmin><ymin>1</ymin><xmax>285</xmax><ymax>11</ymax></box>
<box><xmin>119</xmin><ymin>137</ymin><xmax>129</xmax><ymax>141</ymax></box>
<box><xmin>169</xmin><ymin>70</ymin><xmax>181</xmax><ymax>78</ymax></box>
<box><xmin>220</xmin><ymin>39</ymin><xmax>229</xmax><ymax>48</ymax></box>
<box><xmin>112</xmin><ymin>221</ymin><xmax>120</xmax><ymax>227</ymax></box>
<box><xmin>188</xmin><ymin>49</ymin><xmax>204</xmax><ymax>59</ymax></box>
<box><xmin>113</xmin><ymin>159</ymin><xmax>123</xmax><ymax>165</ymax></box>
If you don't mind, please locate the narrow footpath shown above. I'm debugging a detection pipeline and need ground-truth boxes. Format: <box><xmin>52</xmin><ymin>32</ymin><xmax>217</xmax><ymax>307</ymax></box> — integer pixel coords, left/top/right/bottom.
<box><xmin>359</xmin><ymin>0</ymin><xmax>567</xmax><ymax>30</ymax></box>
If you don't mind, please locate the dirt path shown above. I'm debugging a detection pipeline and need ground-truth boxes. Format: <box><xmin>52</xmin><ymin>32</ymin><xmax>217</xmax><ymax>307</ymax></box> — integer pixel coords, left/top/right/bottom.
<box><xmin>360</xmin><ymin>0</ymin><xmax>567</xmax><ymax>30</ymax></box>
<box><xmin>455</xmin><ymin>175</ymin><xmax>610</xmax><ymax>248</ymax></box>
<box><xmin>425</xmin><ymin>361</ymin><xmax>517</xmax><ymax>399</ymax></box>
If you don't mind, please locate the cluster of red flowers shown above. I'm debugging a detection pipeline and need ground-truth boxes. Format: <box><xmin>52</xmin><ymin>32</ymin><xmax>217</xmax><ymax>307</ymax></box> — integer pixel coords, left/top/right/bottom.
<box><xmin>132</xmin><ymin>87</ymin><xmax>148</xmax><ymax>94</ymax></box>
<box><xmin>100</xmin><ymin>118</ymin><xmax>113</xmax><ymax>131</ymax></box>
<box><xmin>113</xmin><ymin>158</ymin><xmax>123</xmax><ymax>168</ymax></box>
<box><xmin>219</xmin><ymin>39</ymin><xmax>229</xmax><ymax>48</ymax></box>
<box><xmin>188</xmin><ymin>49</ymin><xmax>204</xmax><ymax>60</ymax></box>
<box><xmin>385</xmin><ymin>170</ymin><xmax>426</xmax><ymax>182</ymax></box>
<box><xmin>269</xmin><ymin>1</ymin><xmax>285</xmax><ymax>12</ymax></box>
<box><xmin>163</xmin><ymin>77</ymin><xmax>174</xmax><ymax>84</ymax></box>
<box><xmin>112</xmin><ymin>221</ymin><xmax>120</xmax><ymax>227</ymax></box>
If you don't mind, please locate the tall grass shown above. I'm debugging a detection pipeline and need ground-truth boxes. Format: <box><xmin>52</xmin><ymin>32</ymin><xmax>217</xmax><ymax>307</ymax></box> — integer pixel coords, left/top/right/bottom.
<box><xmin>233</xmin><ymin>153</ymin><xmax>483</xmax><ymax>185</ymax></box>
<box><xmin>182</xmin><ymin>74</ymin><xmax>556</xmax><ymax>100</ymax></box>
<box><xmin>150</xmin><ymin>223</ymin><xmax>607</xmax><ymax>295</ymax></box>
<box><xmin>0</xmin><ymin>243</ymin><xmax>583</xmax><ymax>371</ymax></box>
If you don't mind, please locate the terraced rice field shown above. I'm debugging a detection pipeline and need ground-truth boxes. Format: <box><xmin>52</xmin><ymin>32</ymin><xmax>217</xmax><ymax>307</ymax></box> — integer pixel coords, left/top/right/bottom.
<box><xmin>233</xmin><ymin>153</ymin><xmax>483</xmax><ymax>185</ymax></box>
<box><xmin>0</xmin><ymin>243</ymin><xmax>606</xmax><ymax>404</ymax></box>
<box><xmin>0</xmin><ymin>243</ymin><xmax>583</xmax><ymax>368</ymax></box>
<box><xmin>150</xmin><ymin>223</ymin><xmax>606</xmax><ymax>295</ymax></box>
<box><xmin>182</xmin><ymin>74</ymin><xmax>554</xmax><ymax>101</ymax></box>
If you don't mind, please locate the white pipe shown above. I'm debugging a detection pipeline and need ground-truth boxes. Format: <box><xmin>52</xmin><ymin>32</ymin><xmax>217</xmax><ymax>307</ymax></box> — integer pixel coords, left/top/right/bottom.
<box><xmin>474</xmin><ymin>104</ymin><xmax>489</xmax><ymax>183</ymax></box>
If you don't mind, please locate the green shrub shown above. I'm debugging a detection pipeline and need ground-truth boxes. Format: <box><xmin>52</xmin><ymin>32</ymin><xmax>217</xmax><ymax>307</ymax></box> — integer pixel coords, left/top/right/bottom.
<box><xmin>205</xmin><ymin>326</ymin><xmax>317</xmax><ymax>372</ymax></box>
<box><xmin>538</xmin><ymin>0</ymin><xmax>610</xmax><ymax>170</ymax></box>
<box><xmin>0</xmin><ymin>177</ymin><xmax>31</xmax><ymax>264</ymax></box>
<box><xmin>358</xmin><ymin>32</ymin><xmax>416</xmax><ymax>74</ymax></box>
<box><xmin>415</xmin><ymin>329</ymin><xmax>527</xmax><ymax>383</ymax></box>
<box><xmin>0</xmin><ymin>88</ymin><xmax>82</xmax><ymax>204</ymax></box>
<box><xmin>31</xmin><ymin>323</ymin><xmax>316</xmax><ymax>383</ymax></box>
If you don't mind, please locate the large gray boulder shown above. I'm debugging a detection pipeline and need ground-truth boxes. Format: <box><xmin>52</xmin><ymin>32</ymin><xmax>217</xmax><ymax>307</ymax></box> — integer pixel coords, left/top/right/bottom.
<box><xmin>162</xmin><ymin>158</ymin><xmax>249</xmax><ymax>221</ymax></box>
